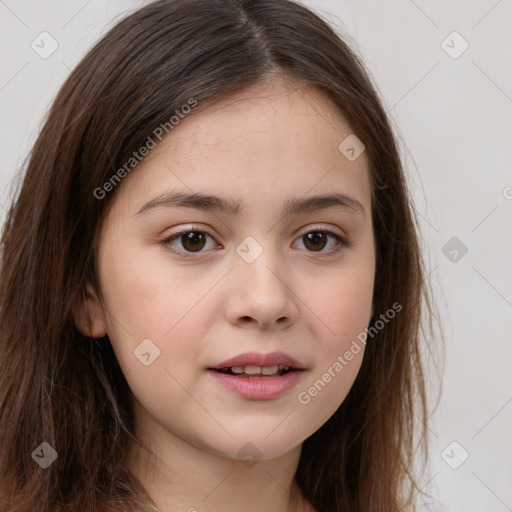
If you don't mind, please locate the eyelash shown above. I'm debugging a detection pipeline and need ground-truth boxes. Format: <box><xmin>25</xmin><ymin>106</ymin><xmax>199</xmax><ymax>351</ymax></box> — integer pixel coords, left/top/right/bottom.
<box><xmin>160</xmin><ymin>225</ymin><xmax>352</xmax><ymax>259</ymax></box>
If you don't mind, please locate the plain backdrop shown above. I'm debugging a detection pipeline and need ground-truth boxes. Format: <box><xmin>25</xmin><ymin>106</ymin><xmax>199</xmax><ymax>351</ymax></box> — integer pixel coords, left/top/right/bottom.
<box><xmin>1</xmin><ymin>1</ymin><xmax>511</xmax><ymax>511</ymax></box>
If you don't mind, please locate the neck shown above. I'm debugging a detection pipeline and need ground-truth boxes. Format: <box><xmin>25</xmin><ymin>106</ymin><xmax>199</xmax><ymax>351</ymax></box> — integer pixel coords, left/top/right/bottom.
<box><xmin>124</xmin><ymin>430</ymin><xmax>314</xmax><ymax>512</ymax></box>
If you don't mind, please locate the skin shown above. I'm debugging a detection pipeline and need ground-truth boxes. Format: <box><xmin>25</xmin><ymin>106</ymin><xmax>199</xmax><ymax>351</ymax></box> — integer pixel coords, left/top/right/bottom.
<box><xmin>73</xmin><ymin>78</ymin><xmax>376</xmax><ymax>512</ymax></box>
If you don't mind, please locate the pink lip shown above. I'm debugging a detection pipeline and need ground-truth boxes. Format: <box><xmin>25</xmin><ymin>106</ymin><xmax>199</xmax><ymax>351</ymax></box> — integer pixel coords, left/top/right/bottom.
<box><xmin>207</xmin><ymin>369</ymin><xmax>305</xmax><ymax>400</ymax></box>
<box><xmin>209</xmin><ymin>351</ymin><xmax>305</xmax><ymax>370</ymax></box>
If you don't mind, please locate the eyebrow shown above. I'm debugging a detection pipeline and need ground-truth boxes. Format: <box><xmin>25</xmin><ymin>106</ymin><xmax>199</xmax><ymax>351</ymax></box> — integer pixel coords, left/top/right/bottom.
<box><xmin>136</xmin><ymin>191</ymin><xmax>366</xmax><ymax>218</ymax></box>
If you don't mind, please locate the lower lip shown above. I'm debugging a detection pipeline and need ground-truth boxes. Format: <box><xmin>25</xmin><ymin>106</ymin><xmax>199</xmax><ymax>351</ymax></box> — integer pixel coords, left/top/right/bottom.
<box><xmin>207</xmin><ymin>369</ymin><xmax>305</xmax><ymax>400</ymax></box>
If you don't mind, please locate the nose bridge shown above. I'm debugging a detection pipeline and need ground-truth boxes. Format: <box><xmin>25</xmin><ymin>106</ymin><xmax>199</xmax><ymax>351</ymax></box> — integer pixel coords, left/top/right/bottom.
<box><xmin>235</xmin><ymin>234</ymin><xmax>287</xmax><ymax>296</ymax></box>
<box><xmin>226</xmin><ymin>234</ymin><xmax>297</xmax><ymax>327</ymax></box>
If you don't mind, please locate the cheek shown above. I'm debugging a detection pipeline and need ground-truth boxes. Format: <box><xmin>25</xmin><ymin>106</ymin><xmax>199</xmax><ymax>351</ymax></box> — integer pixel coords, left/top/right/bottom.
<box><xmin>100</xmin><ymin>246</ymin><xmax>213</xmax><ymax>340</ymax></box>
<box><xmin>293</xmin><ymin>350</ymin><xmax>363</xmax><ymax>442</ymax></box>
<box><xmin>98</xmin><ymin>258</ymin><xmax>212</xmax><ymax>435</ymax></box>
<box><xmin>291</xmin><ymin>268</ymin><xmax>372</xmax><ymax>424</ymax></box>
<box><xmin>310</xmin><ymin>267</ymin><xmax>374</xmax><ymax>353</ymax></box>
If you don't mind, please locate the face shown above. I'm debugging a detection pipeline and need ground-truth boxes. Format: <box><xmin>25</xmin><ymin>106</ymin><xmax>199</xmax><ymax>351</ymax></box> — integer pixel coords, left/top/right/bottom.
<box><xmin>75</xmin><ymin>80</ymin><xmax>375</xmax><ymax>463</ymax></box>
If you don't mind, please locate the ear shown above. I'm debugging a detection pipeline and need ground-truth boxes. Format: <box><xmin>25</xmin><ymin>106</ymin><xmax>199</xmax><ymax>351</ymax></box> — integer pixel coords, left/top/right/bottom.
<box><xmin>71</xmin><ymin>282</ymin><xmax>108</xmax><ymax>338</ymax></box>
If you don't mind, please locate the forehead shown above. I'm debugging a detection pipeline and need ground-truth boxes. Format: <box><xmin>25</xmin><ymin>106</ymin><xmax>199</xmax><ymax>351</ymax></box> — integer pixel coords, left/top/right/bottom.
<box><xmin>108</xmin><ymin>79</ymin><xmax>372</xmax><ymax>222</ymax></box>
<box><xmin>169</xmin><ymin>79</ymin><xmax>353</xmax><ymax>149</ymax></box>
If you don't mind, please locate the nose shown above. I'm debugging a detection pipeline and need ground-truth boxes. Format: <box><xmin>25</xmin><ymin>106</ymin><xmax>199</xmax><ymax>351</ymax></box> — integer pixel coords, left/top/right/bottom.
<box><xmin>224</xmin><ymin>247</ymin><xmax>299</xmax><ymax>330</ymax></box>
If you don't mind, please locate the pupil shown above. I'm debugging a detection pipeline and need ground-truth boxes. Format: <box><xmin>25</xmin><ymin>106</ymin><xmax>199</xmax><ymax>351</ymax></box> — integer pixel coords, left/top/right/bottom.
<box><xmin>182</xmin><ymin>232</ymin><xmax>206</xmax><ymax>252</ymax></box>
<box><xmin>304</xmin><ymin>232</ymin><xmax>327</xmax><ymax>251</ymax></box>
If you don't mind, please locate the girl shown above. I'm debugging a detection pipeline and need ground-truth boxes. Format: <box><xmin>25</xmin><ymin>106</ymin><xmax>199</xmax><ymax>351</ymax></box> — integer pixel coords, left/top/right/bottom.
<box><xmin>0</xmin><ymin>0</ymin><xmax>441</xmax><ymax>511</ymax></box>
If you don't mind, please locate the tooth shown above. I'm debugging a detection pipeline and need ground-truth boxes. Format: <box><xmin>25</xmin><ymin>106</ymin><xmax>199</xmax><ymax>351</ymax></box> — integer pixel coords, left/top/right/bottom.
<box><xmin>244</xmin><ymin>365</ymin><xmax>262</xmax><ymax>375</ymax></box>
<box><xmin>261</xmin><ymin>365</ymin><xmax>279</xmax><ymax>375</ymax></box>
<box><xmin>226</xmin><ymin>365</ymin><xmax>288</xmax><ymax>375</ymax></box>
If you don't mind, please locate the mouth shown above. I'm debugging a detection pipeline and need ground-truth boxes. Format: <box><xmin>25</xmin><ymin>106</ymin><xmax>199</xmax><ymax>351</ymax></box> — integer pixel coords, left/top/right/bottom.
<box><xmin>206</xmin><ymin>351</ymin><xmax>306</xmax><ymax>399</ymax></box>
<box><xmin>206</xmin><ymin>366</ymin><xmax>305</xmax><ymax>400</ymax></box>
<box><xmin>210</xmin><ymin>364</ymin><xmax>296</xmax><ymax>378</ymax></box>
<box><xmin>208</xmin><ymin>351</ymin><xmax>306</xmax><ymax>376</ymax></box>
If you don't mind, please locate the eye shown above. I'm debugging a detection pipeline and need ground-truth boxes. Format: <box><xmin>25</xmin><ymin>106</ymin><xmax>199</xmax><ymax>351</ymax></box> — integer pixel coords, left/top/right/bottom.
<box><xmin>292</xmin><ymin>227</ymin><xmax>351</xmax><ymax>254</ymax></box>
<box><xmin>161</xmin><ymin>228</ymin><xmax>218</xmax><ymax>257</ymax></box>
<box><xmin>161</xmin><ymin>226</ymin><xmax>352</xmax><ymax>258</ymax></box>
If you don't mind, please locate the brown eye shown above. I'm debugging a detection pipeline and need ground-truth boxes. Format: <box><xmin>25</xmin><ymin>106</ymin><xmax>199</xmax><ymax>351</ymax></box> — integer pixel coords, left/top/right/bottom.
<box><xmin>303</xmin><ymin>232</ymin><xmax>329</xmax><ymax>252</ymax></box>
<box><xmin>180</xmin><ymin>232</ymin><xmax>207</xmax><ymax>252</ymax></box>
<box><xmin>162</xmin><ymin>227</ymin><xmax>350</xmax><ymax>259</ymax></box>
<box><xmin>163</xmin><ymin>230</ymin><xmax>217</xmax><ymax>256</ymax></box>
<box><xmin>293</xmin><ymin>229</ymin><xmax>349</xmax><ymax>254</ymax></box>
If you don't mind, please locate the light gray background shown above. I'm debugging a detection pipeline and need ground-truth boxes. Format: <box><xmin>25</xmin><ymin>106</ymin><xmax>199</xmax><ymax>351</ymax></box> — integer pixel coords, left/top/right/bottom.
<box><xmin>1</xmin><ymin>1</ymin><xmax>511</xmax><ymax>510</ymax></box>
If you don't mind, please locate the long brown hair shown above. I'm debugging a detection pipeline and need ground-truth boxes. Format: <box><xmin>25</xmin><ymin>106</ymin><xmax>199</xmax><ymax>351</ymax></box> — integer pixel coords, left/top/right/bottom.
<box><xmin>0</xmin><ymin>0</ymin><xmax>443</xmax><ymax>510</ymax></box>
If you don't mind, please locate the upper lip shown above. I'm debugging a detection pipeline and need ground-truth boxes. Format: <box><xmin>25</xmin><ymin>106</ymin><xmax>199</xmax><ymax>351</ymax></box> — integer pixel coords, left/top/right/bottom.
<box><xmin>209</xmin><ymin>351</ymin><xmax>305</xmax><ymax>370</ymax></box>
